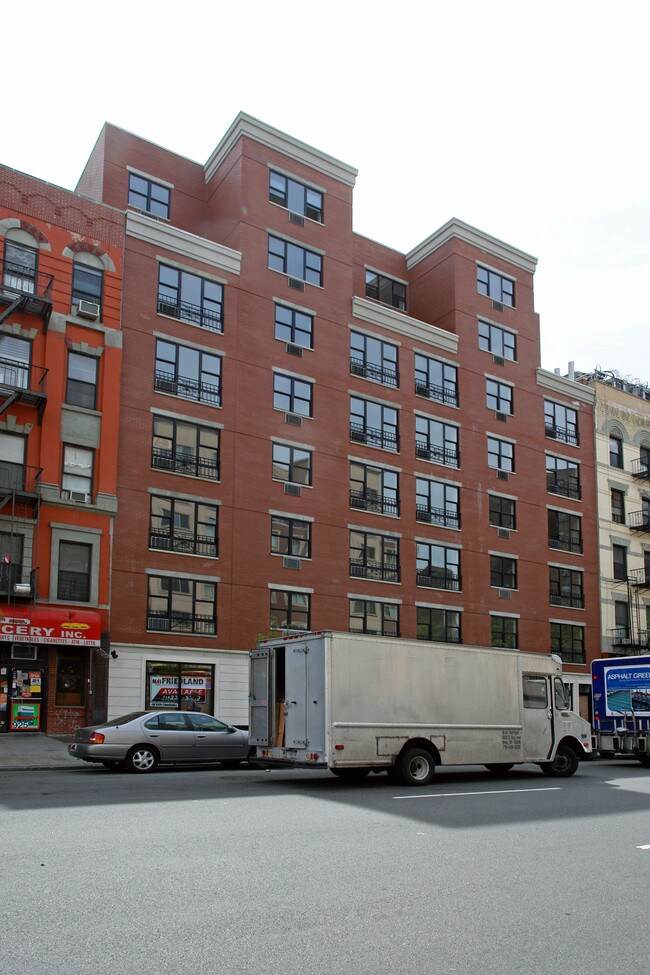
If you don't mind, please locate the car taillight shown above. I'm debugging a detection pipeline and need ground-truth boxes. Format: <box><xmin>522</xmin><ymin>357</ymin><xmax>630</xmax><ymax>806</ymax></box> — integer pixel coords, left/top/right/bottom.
<box><xmin>88</xmin><ymin>732</ymin><xmax>105</xmax><ymax>744</ymax></box>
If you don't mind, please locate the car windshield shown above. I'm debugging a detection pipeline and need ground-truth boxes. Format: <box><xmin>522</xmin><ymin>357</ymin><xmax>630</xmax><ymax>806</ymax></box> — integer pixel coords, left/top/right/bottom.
<box><xmin>99</xmin><ymin>712</ymin><xmax>148</xmax><ymax>728</ymax></box>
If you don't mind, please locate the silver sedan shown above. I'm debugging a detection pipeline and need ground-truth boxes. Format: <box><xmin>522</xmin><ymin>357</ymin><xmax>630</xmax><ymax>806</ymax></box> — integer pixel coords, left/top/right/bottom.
<box><xmin>68</xmin><ymin>711</ymin><xmax>252</xmax><ymax>773</ymax></box>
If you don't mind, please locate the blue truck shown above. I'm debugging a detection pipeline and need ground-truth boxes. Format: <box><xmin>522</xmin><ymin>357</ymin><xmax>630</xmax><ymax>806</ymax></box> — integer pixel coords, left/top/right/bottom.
<box><xmin>591</xmin><ymin>654</ymin><xmax>650</xmax><ymax>766</ymax></box>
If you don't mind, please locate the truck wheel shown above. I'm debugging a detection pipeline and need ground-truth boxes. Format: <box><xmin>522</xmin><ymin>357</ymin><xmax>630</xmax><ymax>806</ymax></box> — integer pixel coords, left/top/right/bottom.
<box><xmin>540</xmin><ymin>744</ymin><xmax>578</xmax><ymax>777</ymax></box>
<box><xmin>484</xmin><ymin>763</ymin><xmax>514</xmax><ymax>773</ymax></box>
<box><xmin>331</xmin><ymin>768</ymin><xmax>370</xmax><ymax>781</ymax></box>
<box><xmin>635</xmin><ymin>754</ymin><xmax>650</xmax><ymax>768</ymax></box>
<box><xmin>125</xmin><ymin>746</ymin><xmax>159</xmax><ymax>773</ymax></box>
<box><xmin>397</xmin><ymin>747</ymin><xmax>435</xmax><ymax>786</ymax></box>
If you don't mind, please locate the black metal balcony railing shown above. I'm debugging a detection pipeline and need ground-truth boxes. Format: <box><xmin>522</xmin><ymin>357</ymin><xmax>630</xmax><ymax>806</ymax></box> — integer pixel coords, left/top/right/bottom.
<box><xmin>550</xmin><ymin>592</ymin><xmax>585</xmax><ymax>609</ymax></box>
<box><xmin>350</xmin><ymin>422</ymin><xmax>398</xmax><ymax>452</ymax></box>
<box><xmin>1</xmin><ymin>259</ymin><xmax>54</xmax><ymax>300</ymax></box>
<box><xmin>549</xmin><ymin>533</ymin><xmax>583</xmax><ymax>554</ymax></box>
<box><xmin>416</xmin><ymin>505</ymin><xmax>460</xmax><ymax>529</ymax></box>
<box><xmin>154</xmin><ymin>370</ymin><xmax>221</xmax><ymax>406</ymax></box>
<box><xmin>149</xmin><ymin>529</ymin><xmax>218</xmax><ymax>558</ymax></box>
<box><xmin>414</xmin><ymin>380</ymin><xmax>458</xmax><ymax>407</ymax></box>
<box><xmin>415</xmin><ymin>441</ymin><xmax>460</xmax><ymax>467</ymax></box>
<box><xmin>546</xmin><ymin>472</ymin><xmax>581</xmax><ymax>500</ymax></box>
<box><xmin>349</xmin><ymin>490</ymin><xmax>399</xmax><ymax>516</ymax></box>
<box><xmin>553</xmin><ymin>648</ymin><xmax>586</xmax><ymax>665</ymax></box>
<box><xmin>151</xmin><ymin>446</ymin><xmax>220</xmax><ymax>481</ymax></box>
<box><xmin>350</xmin><ymin>357</ymin><xmax>399</xmax><ymax>388</ymax></box>
<box><xmin>631</xmin><ymin>458</ymin><xmax>650</xmax><ymax>480</ymax></box>
<box><xmin>610</xmin><ymin>627</ymin><xmax>650</xmax><ymax>648</ymax></box>
<box><xmin>628</xmin><ymin>568</ymin><xmax>650</xmax><ymax>588</ymax></box>
<box><xmin>628</xmin><ymin>509</ymin><xmax>650</xmax><ymax>532</ymax></box>
<box><xmin>417</xmin><ymin>570</ymin><xmax>462</xmax><ymax>591</ymax></box>
<box><xmin>0</xmin><ymin>565</ymin><xmax>36</xmax><ymax>599</ymax></box>
<box><xmin>147</xmin><ymin>611</ymin><xmax>216</xmax><ymax>635</ymax></box>
<box><xmin>349</xmin><ymin>559</ymin><xmax>400</xmax><ymax>583</ymax></box>
<box><xmin>0</xmin><ymin>462</ymin><xmax>42</xmax><ymax>497</ymax></box>
<box><xmin>545</xmin><ymin>422</ymin><xmax>579</xmax><ymax>446</ymax></box>
<box><xmin>157</xmin><ymin>296</ymin><xmax>223</xmax><ymax>333</ymax></box>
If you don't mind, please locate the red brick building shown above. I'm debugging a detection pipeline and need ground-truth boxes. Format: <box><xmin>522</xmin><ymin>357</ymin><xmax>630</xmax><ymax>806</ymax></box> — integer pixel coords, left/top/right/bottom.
<box><xmin>0</xmin><ymin>165</ymin><xmax>123</xmax><ymax>734</ymax></box>
<box><xmin>69</xmin><ymin>113</ymin><xmax>600</xmax><ymax>723</ymax></box>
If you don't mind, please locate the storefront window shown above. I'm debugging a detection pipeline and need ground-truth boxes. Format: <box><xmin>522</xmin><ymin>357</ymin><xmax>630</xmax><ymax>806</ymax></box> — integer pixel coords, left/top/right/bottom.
<box><xmin>145</xmin><ymin>661</ymin><xmax>214</xmax><ymax>713</ymax></box>
<box><xmin>55</xmin><ymin>650</ymin><xmax>87</xmax><ymax>707</ymax></box>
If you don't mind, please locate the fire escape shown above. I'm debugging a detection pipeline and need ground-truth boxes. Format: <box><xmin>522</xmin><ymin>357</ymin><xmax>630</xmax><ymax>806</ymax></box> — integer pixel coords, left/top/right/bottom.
<box><xmin>610</xmin><ymin>458</ymin><xmax>650</xmax><ymax>654</ymax></box>
<box><xmin>0</xmin><ymin>255</ymin><xmax>52</xmax><ymax>605</ymax></box>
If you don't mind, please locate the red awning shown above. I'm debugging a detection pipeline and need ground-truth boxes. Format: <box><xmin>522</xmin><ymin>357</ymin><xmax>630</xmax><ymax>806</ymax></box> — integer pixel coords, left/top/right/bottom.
<box><xmin>0</xmin><ymin>607</ymin><xmax>102</xmax><ymax>647</ymax></box>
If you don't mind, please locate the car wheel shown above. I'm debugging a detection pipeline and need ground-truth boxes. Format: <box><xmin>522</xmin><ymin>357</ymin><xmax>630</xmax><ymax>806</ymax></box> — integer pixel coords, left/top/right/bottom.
<box><xmin>540</xmin><ymin>744</ymin><xmax>579</xmax><ymax>777</ymax></box>
<box><xmin>125</xmin><ymin>746</ymin><xmax>159</xmax><ymax>773</ymax></box>
<box><xmin>484</xmin><ymin>763</ymin><xmax>514</xmax><ymax>773</ymax></box>
<box><xmin>396</xmin><ymin>747</ymin><xmax>435</xmax><ymax>786</ymax></box>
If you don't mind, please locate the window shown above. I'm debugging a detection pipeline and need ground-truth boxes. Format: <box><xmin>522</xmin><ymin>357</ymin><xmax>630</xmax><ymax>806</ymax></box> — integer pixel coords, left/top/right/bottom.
<box><xmin>610</xmin><ymin>489</ymin><xmax>625</xmax><ymax>524</ymax></box>
<box><xmin>3</xmin><ymin>241</ymin><xmax>37</xmax><ymax>293</ymax></box>
<box><xmin>548</xmin><ymin>510</ymin><xmax>583</xmax><ymax>554</ymax></box>
<box><xmin>274</xmin><ymin>304</ymin><xmax>313</xmax><ymax>348</ymax></box>
<box><xmin>272</xmin><ymin>443</ymin><xmax>312</xmax><ymax>485</ymax></box>
<box><xmin>349</xmin><ymin>462</ymin><xmax>399</xmax><ymax>516</ymax></box>
<box><xmin>0</xmin><ymin>433</ymin><xmax>26</xmax><ymax>491</ymax></box>
<box><xmin>487</xmin><ymin>436</ymin><xmax>514</xmax><ymax>472</ymax></box>
<box><xmin>490</xmin><ymin>555</ymin><xmax>517</xmax><ymax>589</ymax></box>
<box><xmin>491</xmin><ymin>615</ymin><xmax>518</xmax><ymax>649</ymax></box>
<box><xmin>415</xmin><ymin>416</ymin><xmax>459</xmax><ymax>466</ymax></box>
<box><xmin>478</xmin><ymin>320</ymin><xmax>516</xmax><ymax>360</ymax></box>
<box><xmin>414</xmin><ymin>354</ymin><xmax>458</xmax><ymax>406</ymax></box>
<box><xmin>545</xmin><ymin>401</ymin><xmax>579</xmax><ymax>446</ymax></box>
<box><xmin>365</xmin><ymin>270</ymin><xmax>406</xmax><ymax>310</ymax></box>
<box><xmin>0</xmin><ymin>335</ymin><xmax>30</xmax><ymax>390</ymax></box>
<box><xmin>0</xmin><ymin>531</ymin><xmax>23</xmax><ymax>596</ymax></box>
<box><xmin>57</xmin><ymin>541</ymin><xmax>91</xmax><ymax>601</ymax></box>
<box><xmin>489</xmin><ymin>495</ymin><xmax>516</xmax><ymax>530</ymax></box>
<box><xmin>350</xmin><ymin>332</ymin><xmax>398</xmax><ymax>387</ymax></box>
<box><xmin>416</xmin><ymin>607</ymin><xmax>461</xmax><ymax>644</ymax></box>
<box><xmin>550</xmin><ymin>622</ymin><xmax>585</xmax><ymax>664</ymax></box>
<box><xmin>609</xmin><ymin>434</ymin><xmax>623</xmax><ymax>469</ymax></box>
<box><xmin>350</xmin><ymin>397</ymin><xmax>398</xmax><ymax>452</ymax></box>
<box><xmin>268</xmin><ymin>235</ymin><xmax>322</xmax><ymax>286</ymax></box>
<box><xmin>271</xmin><ymin>516</ymin><xmax>311</xmax><ymax>558</ymax></box>
<box><xmin>147</xmin><ymin>576</ymin><xmax>216</xmax><ymax>634</ymax></box>
<box><xmin>477</xmin><ymin>266</ymin><xmax>515</xmax><ymax>307</ymax></box>
<box><xmin>154</xmin><ymin>340</ymin><xmax>221</xmax><ymax>406</ymax></box>
<box><xmin>416</xmin><ymin>542</ymin><xmax>461</xmax><ymax>591</ymax></box>
<box><xmin>416</xmin><ymin>478</ymin><xmax>460</xmax><ymax>528</ymax></box>
<box><xmin>128</xmin><ymin>173</ymin><xmax>170</xmax><ymax>219</ymax></box>
<box><xmin>55</xmin><ymin>649</ymin><xmax>87</xmax><ymax>707</ymax></box>
<box><xmin>158</xmin><ymin>265</ymin><xmax>223</xmax><ymax>332</ymax></box>
<box><xmin>269</xmin><ymin>171</ymin><xmax>323</xmax><ymax>223</ymax></box>
<box><xmin>273</xmin><ymin>373</ymin><xmax>313</xmax><ymax>416</ymax></box>
<box><xmin>145</xmin><ymin>661</ymin><xmax>215</xmax><ymax>712</ymax></box>
<box><xmin>270</xmin><ymin>589</ymin><xmax>310</xmax><ymax>631</ymax></box>
<box><xmin>349</xmin><ymin>599</ymin><xmax>399</xmax><ymax>636</ymax></box>
<box><xmin>640</xmin><ymin>445</ymin><xmax>650</xmax><ymax>475</ymax></box>
<box><xmin>549</xmin><ymin>566</ymin><xmax>584</xmax><ymax>608</ymax></box>
<box><xmin>486</xmin><ymin>379</ymin><xmax>513</xmax><ymax>414</ymax></box>
<box><xmin>152</xmin><ymin>415</ymin><xmax>220</xmax><ymax>481</ymax></box>
<box><xmin>71</xmin><ymin>258</ymin><xmax>103</xmax><ymax>314</ymax></box>
<box><xmin>546</xmin><ymin>455</ymin><xmax>581</xmax><ymax>500</ymax></box>
<box><xmin>613</xmin><ymin>544</ymin><xmax>628</xmax><ymax>582</ymax></box>
<box><xmin>350</xmin><ymin>530</ymin><xmax>399</xmax><ymax>583</ymax></box>
<box><xmin>150</xmin><ymin>496</ymin><xmax>218</xmax><ymax>557</ymax></box>
<box><xmin>66</xmin><ymin>353</ymin><xmax>98</xmax><ymax>410</ymax></box>
<box><xmin>523</xmin><ymin>676</ymin><xmax>547</xmax><ymax>708</ymax></box>
<box><xmin>62</xmin><ymin>446</ymin><xmax>93</xmax><ymax>498</ymax></box>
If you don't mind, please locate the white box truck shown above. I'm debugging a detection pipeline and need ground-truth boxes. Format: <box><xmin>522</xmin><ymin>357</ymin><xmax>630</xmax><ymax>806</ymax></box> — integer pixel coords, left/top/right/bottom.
<box><xmin>250</xmin><ymin>631</ymin><xmax>592</xmax><ymax>785</ymax></box>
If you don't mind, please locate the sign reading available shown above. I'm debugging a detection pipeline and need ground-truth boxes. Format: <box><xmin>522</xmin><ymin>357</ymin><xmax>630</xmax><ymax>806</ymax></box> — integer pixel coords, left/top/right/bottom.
<box><xmin>0</xmin><ymin>607</ymin><xmax>101</xmax><ymax>646</ymax></box>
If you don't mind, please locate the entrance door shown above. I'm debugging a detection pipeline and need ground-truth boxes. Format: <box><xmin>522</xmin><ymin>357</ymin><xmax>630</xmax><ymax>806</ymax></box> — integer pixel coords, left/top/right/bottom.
<box><xmin>522</xmin><ymin>674</ymin><xmax>553</xmax><ymax>760</ymax></box>
<box><xmin>9</xmin><ymin>667</ymin><xmax>45</xmax><ymax>731</ymax></box>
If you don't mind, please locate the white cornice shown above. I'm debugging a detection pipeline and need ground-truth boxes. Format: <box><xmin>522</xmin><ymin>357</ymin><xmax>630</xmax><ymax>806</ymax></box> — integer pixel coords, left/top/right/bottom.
<box><xmin>407</xmin><ymin>218</ymin><xmax>537</xmax><ymax>274</ymax></box>
<box><xmin>536</xmin><ymin>368</ymin><xmax>596</xmax><ymax>404</ymax></box>
<box><xmin>126</xmin><ymin>211</ymin><xmax>241</xmax><ymax>276</ymax></box>
<box><xmin>352</xmin><ymin>297</ymin><xmax>458</xmax><ymax>355</ymax></box>
<box><xmin>204</xmin><ymin>112</ymin><xmax>358</xmax><ymax>187</ymax></box>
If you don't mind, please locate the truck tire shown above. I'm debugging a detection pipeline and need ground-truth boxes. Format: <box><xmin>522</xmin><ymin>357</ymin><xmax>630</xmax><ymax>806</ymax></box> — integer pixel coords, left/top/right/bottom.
<box><xmin>484</xmin><ymin>763</ymin><xmax>514</xmax><ymax>773</ymax></box>
<box><xmin>331</xmin><ymin>768</ymin><xmax>371</xmax><ymax>781</ymax></box>
<box><xmin>397</xmin><ymin>747</ymin><xmax>435</xmax><ymax>786</ymax></box>
<box><xmin>635</xmin><ymin>754</ymin><xmax>650</xmax><ymax>768</ymax></box>
<box><xmin>540</xmin><ymin>744</ymin><xmax>578</xmax><ymax>777</ymax></box>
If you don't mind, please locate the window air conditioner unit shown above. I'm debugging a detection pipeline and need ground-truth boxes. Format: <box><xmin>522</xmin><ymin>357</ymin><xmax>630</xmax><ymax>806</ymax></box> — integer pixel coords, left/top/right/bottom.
<box><xmin>495</xmin><ymin>412</ymin><xmax>507</xmax><ymax>422</ymax></box>
<box><xmin>282</xmin><ymin>557</ymin><xmax>301</xmax><ymax>570</ymax></box>
<box><xmin>497</xmin><ymin>528</ymin><xmax>510</xmax><ymax>539</ymax></box>
<box><xmin>497</xmin><ymin>470</ymin><xmax>509</xmax><ymax>480</ymax></box>
<box><xmin>287</xmin><ymin>277</ymin><xmax>305</xmax><ymax>291</ymax></box>
<box><xmin>286</xmin><ymin>343</ymin><xmax>303</xmax><ymax>357</ymax></box>
<box><xmin>12</xmin><ymin>644</ymin><xmax>38</xmax><ymax>660</ymax></box>
<box><xmin>76</xmin><ymin>300</ymin><xmax>100</xmax><ymax>321</ymax></box>
<box><xmin>285</xmin><ymin>413</ymin><xmax>302</xmax><ymax>426</ymax></box>
<box><xmin>492</xmin><ymin>300</ymin><xmax>504</xmax><ymax>312</ymax></box>
<box><xmin>493</xmin><ymin>355</ymin><xmax>505</xmax><ymax>366</ymax></box>
<box><xmin>62</xmin><ymin>489</ymin><xmax>91</xmax><ymax>503</ymax></box>
<box><xmin>289</xmin><ymin>212</ymin><xmax>305</xmax><ymax>227</ymax></box>
<box><xmin>284</xmin><ymin>483</ymin><xmax>301</xmax><ymax>496</ymax></box>
<box><xmin>498</xmin><ymin>589</ymin><xmax>511</xmax><ymax>599</ymax></box>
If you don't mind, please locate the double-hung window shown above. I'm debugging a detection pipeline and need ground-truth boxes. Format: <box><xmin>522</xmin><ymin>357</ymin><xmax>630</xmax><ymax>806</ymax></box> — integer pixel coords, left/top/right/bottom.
<box><xmin>478</xmin><ymin>320</ymin><xmax>516</xmax><ymax>360</ymax></box>
<box><xmin>350</xmin><ymin>397</ymin><xmax>398</xmax><ymax>452</ymax></box>
<box><xmin>271</xmin><ymin>516</ymin><xmax>311</xmax><ymax>558</ymax></box>
<box><xmin>147</xmin><ymin>576</ymin><xmax>216</xmax><ymax>634</ymax></box>
<box><xmin>545</xmin><ymin>401</ymin><xmax>579</xmax><ymax>446</ymax></box>
<box><xmin>271</xmin><ymin>443</ymin><xmax>312</xmax><ymax>485</ymax></box>
<box><xmin>128</xmin><ymin>173</ymin><xmax>170</xmax><ymax>218</ymax></box>
<box><xmin>62</xmin><ymin>446</ymin><xmax>93</xmax><ymax>500</ymax></box>
<box><xmin>488</xmin><ymin>436</ymin><xmax>514</xmax><ymax>473</ymax></box>
<box><xmin>548</xmin><ymin>510</ymin><xmax>583</xmax><ymax>554</ymax></box>
<box><xmin>550</xmin><ymin>622</ymin><xmax>584</xmax><ymax>664</ymax></box>
<box><xmin>415</xmin><ymin>478</ymin><xmax>460</xmax><ymax>529</ymax></box>
<box><xmin>0</xmin><ymin>335</ymin><xmax>30</xmax><ymax>390</ymax></box>
<box><xmin>417</xmin><ymin>607</ymin><xmax>461</xmax><ymax>644</ymax></box>
<box><xmin>477</xmin><ymin>266</ymin><xmax>515</xmax><ymax>306</ymax></box>
<box><xmin>486</xmin><ymin>379</ymin><xmax>513</xmax><ymax>414</ymax></box>
<box><xmin>490</xmin><ymin>555</ymin><xmax>517</xmax><ymax>590</ymax></box>
<box><xmin>152</xmin><ymin>415</ymin><xmax>220</xmax><ymax>481</ymax></box>
<box><xmin>57</xmin><ymin>542</ymin><xmax>91</xmax><ymax>602</ymax></box>
<box><xmin>72</xmin><ymin>259</ymin><xmax>103</xmax><ymax>316</ymax></box>
<box><xmin>546</xmin><ymin>455</ymin><xmax>581</xmax><ymax>499</ymax></box>
<box><xmin>274</xmin><ymin>304</ymin><xmax>313</xmax><ymax>348</ymax></box>
<box><xmin>66</xmin><ymin>353</ymin><xmax>98</xmax><ymax>410</ymax></box>
<box><xmin>269</xmin><ymin>171</ymin><xmax>323</xmax><ymax>223</ymax></box>
<box><xmin>349</xmin><ymin>462</ymin><xmax>399</xmax><ymax>516</ymax></box>
<box><xmin>416</xmin><ymin>542</ymin><xmax>461</xmax><ymax>591</ymax></box>
<box><xmin>150</xmin><ymin>497</ymin><xmax>218</xmax><ymax>558</ymax></box>
<box><xmin>349</xmin><ymin>530</ymin><xmax>399</xmax><ymax>583</ymax></box>
<box><xmin>268</xmin><ymin>235</ymin><xmax>322</xmax><ymax>286</ymax></box>
<box><xmin>154</xmin><ymin>340</ymin><xmax>221</xmax><ymax>406</ymax></box>
<box><xmin>273</xmin><ymin>373</ymin><xmax>313</xmax><ymax>416</ymax></box>
<box><xmin>491</xmin><ymin>615</ymin><xmax>518</xmax><ymax>649</ymax></box>
<box><xmin>158</xmin><ymin>265</ymin><xmax>224</xmax><ymax>332</ymax></box>
<box><xmin>415</xmin><ymin>416</ymin><xmax>459</xmax><ymax>467</ymax></box>
<box><xmin>270</xmin><ymin>589</ymin><xmax>311</xmax><ymax>631</ymax></box>
<box><xmin>364</xmin><ymin>270</ymin><xmax>406</xmax><ymax>311</ymax></box>
<box><xmin>613</xmin><ymin>544</ymin><xmax>628</xmax><ymax>582</ymax></box>
<box><xmin>350</xmin><ymin>332</ymin><xmax>398</xmax><ymax>387</ymax></box>
<box><xmin>349</xmin><ymin>599</ymin><xmax>399</xmax><ymax>637</ymax></box>
<box><xmin>610</xmin><ymin>489</ymin><xmax>625</xmax><ymax>524</ymax></box>
<box><xmin>3</xmin><ymin>241</ymin><xmax>38</xmax><ymax>294</ymax></box>
<box><xmin>414</xmin><ymin>354</ymin><xmax>458</xmax><ymax>406</ymax></box>
<box><xmin>549</xmin><ymin>566</ymin><xmax>584</xmax><ymax>608</ymax></box>
<box><xmin>489</xmin><ymin>495</ymin><xmax>516</xmax><ymax>530</ymax></box>
<box><xmin>609</xmin><ymin>434</ymin><xmax>624</xmax><ymax>469</ymax></box>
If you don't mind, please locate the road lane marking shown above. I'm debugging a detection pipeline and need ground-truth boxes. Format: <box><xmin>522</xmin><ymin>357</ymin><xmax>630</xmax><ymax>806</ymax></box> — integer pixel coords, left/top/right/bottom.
<box><xmin>637</xmin><ymin>844</ymin><xmax>650</xmax><ymax>850</ymax></box>
<box><xmin>393</xmin><ymin>787</ymin><xmax>562</xmax><ymax>800</ymax></box>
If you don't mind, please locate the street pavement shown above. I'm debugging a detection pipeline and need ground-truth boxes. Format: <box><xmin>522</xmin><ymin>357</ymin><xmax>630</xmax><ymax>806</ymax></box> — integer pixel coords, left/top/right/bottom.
<box><xmin>0</xmin><ymin>731</ymin><xmax>77</xmax><ymax>769</ymax></box>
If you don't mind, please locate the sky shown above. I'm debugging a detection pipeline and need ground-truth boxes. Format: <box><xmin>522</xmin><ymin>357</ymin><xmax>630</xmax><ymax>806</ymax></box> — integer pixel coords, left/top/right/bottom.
<box><xmin>3</xmin><ymin>0</ymin><xmax>648</xmax><ymax>383</ymax></box>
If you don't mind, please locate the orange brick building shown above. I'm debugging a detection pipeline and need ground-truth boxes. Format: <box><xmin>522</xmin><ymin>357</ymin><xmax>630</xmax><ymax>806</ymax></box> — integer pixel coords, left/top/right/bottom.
<box><xmin>0</xmin><ymin>165</ymin><xmax>123</xmax><ymax>733</ymax></box>
<box><xmin>71</xmin><ymin>113</ymin><xmax>599</xmax><ymax>723</ymax></box>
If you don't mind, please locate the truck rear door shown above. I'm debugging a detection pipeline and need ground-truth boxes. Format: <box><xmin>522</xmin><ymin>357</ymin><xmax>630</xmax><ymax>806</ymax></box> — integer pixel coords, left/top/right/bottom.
<box><xmin>284</xmin><ymin>640</ymin><xmax>325</xmax><ymax>752</ymax></box>
<box><xmin>522</xmin><ymin>674</ymin><xmax>554</xmax><ymax>760</ymax></box>
<box><xmin>249</xmin><ymin>649</ymin><xmax>271</xmax><ymax>747</ymax></box>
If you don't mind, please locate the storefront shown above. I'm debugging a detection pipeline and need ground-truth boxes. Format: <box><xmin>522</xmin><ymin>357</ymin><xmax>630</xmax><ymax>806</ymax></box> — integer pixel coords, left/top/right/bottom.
<box><xmin>0</xmin><ymin>606</ymin><xmax>103</xmax><ymax>735</ymax></box>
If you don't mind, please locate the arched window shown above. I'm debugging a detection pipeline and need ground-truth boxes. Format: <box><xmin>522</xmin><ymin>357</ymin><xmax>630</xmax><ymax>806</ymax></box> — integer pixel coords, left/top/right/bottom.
<box><xmin>2</xmin><ymin>228</ymin><xmax>39</xmax><ymax>294</ymax></box>
<box><xmin>71</xmin><ymin>252</ymin><xmax>104</xmax><ymax>318</ymax></box>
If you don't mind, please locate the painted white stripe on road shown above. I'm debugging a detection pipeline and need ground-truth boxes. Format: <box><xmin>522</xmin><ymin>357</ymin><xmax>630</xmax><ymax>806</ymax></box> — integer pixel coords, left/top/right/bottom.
<box><xmin>393</xmin><ymin>787</ymin><xmax>562</xmax><ymax>800</ymax></box>
<box><xmin>637</xmin><ymin>844</ymin><xmax>650</xmax><ymax>850</ymax></box>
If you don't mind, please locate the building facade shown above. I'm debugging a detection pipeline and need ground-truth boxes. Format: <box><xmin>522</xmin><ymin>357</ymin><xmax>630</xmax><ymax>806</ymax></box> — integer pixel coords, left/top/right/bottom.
<box><xmin>70</xmin><ymin>113</ymin><xmax>600</xmax><ymax>723</ymax></box>
<box><xmin>0</xmin><ymin>165</ymin><xmax>123</xmax><ymax>734</ymax></box>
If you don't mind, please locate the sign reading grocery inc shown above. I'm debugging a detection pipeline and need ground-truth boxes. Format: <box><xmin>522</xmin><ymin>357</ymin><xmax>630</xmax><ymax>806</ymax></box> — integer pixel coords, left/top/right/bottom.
<box><xmin>0</xmin><ymin>607</ymin><xmax>101</xmax><ymax>646</ymax></box>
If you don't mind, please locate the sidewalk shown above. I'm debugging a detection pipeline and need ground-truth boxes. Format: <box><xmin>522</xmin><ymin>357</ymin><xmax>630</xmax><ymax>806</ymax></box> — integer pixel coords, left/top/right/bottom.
<box><xmin>0</xmin><ymin>732</ymin><xmax>78</xmax><ymax>770</ymax></box>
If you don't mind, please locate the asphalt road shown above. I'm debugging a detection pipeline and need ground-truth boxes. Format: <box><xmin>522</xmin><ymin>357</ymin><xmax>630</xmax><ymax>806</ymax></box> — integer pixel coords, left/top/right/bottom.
<box><xmin>2</xmin><ymin>759</ymin><xmax>649</xmax><ymax>975</ymax></box>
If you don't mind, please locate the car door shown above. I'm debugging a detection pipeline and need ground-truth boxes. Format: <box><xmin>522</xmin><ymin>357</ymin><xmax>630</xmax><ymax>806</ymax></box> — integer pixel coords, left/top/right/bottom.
<box><xmin>143</xmin><ymin>713</ymin><xmax>195</xmax><ymax>761</ymax></box>
<box><xmin>187</xmin><ymin>713</ymin><xmax>246</xmax><ymax>761</ymax></box>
